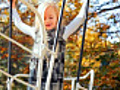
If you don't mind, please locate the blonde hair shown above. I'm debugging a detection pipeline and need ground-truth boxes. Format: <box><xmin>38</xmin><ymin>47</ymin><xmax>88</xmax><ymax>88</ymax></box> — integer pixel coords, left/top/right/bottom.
<box><xmin>35</xmin><ymin>2</ymin><xmax>59</xmax><ymax>31</ymax></box>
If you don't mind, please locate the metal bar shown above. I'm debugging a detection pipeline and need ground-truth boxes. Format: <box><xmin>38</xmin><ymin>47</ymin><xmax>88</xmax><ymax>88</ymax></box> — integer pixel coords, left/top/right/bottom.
<box><xmin>8</xmin><ymin>0</ymin><xmax>12</xmax><ymax>76</ymax></box>
<box><xmin>76</xmin><ymin>0</ymin><xmax>90</xmax><ymax>83</ymax></box>
<box><xmin>45</xmin><ymin>0</ymin><xmax>66</xmax><ymax>89</ymax></box>
<box><xmin>0</xmin><ymin>69</ymin><xmax>37</xmax><ymax>89</ymax></box>
<box><xmin>53</xmin><ymin>0</ymin><xmax>66</xmax><ymax>51</ymax></box>
<box><xmin>7</xmin><ymin>0</ymin><xmax>12</xmax><ymax>89</ymax></box>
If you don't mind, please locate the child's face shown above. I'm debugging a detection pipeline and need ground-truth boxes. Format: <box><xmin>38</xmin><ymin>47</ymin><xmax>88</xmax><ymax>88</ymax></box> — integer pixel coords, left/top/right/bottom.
<box><xmin>44</xmin><ymin>6</ymin><xmax>58</xmax><ymax>30</ymax></box>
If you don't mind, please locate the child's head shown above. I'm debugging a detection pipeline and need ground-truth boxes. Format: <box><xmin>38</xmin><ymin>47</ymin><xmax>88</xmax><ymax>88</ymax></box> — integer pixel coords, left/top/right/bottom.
<box><xmin>35</xmin><ymin>2</ymin><xmax>59</xmax><ymax>31</ymax></box>
<box><xmin>44</xmin><ymin>5</ymin><xmax>59</xmax><ymax>30</ymax></box>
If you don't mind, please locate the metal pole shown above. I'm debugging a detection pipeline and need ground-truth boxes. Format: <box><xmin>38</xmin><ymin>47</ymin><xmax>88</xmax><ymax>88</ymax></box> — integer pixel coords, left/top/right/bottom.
<box><xmin>76</xmin><ymin>0</ymin><xmax>90</xmax><ymax>84</ymax></box>
<box><xmin>53</xmin><ymin>0</ymin><xmax>66</xmax><ymax>51</ymax></box>
<box><xmin>45</xmin><ymin>0</ymin><xmax>66</xmax><ymax>89</ymax></box>
<box><xmin>7</xmin><ymin>0</ymin><xmax>12</xmax><ymax>89</ymax></box>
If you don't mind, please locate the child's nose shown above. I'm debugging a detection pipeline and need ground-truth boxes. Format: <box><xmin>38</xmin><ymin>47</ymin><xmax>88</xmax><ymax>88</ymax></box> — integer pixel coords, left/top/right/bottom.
<box><xmin>45</xmin><ymin>19</ymin><xmax>50</xmax><ymax>23</ymax></box>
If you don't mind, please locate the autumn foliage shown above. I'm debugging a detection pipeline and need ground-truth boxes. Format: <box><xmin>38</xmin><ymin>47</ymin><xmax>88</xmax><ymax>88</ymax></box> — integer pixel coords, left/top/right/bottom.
<box><xmin>0</xmin><ymin>0</ymin><xmax>120</xmax><ymax>89</ymax></box>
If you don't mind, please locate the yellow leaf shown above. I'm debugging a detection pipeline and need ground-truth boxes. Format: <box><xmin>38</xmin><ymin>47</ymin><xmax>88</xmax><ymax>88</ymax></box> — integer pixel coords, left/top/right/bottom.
<box><xmin>13</xmin><ymin>63</ymin><xmax>17</xmax><ymax>68</ymax></box>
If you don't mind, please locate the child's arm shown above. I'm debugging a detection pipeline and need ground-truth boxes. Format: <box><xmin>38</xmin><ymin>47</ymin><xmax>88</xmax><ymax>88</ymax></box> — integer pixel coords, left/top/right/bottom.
<box><xmin>7</xmin><ymin>0</ymin><xmax>35</xmax><ymax>39</ymax></box>
<box><xmin>13</xmin><ymin>8</ymin><xmax>36</xmax><ymax>39</ymax></box>
<box><xmin>63</xmin><ymin>0</ymin><xmax>87</xmax><ymax>41</ymax></box>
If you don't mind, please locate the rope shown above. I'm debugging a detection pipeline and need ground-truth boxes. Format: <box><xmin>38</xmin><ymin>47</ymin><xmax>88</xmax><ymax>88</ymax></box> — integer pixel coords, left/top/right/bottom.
<box><xmin>0</xmin><ymin>69</ymin><xmax>37</xmax><ymax>89</ymax></box>
<box><xmin>0</xmin><ymin>31</ymin><xmax>57</xmax><ymax>60</ymax></box>
<box><xmin>0</xmin><ymin>32</ymin><xmax>42</xmax><ymax>59</ymax></box>
<box><xmin>19</xmin><ymin>0</ymin><xmax>48</xmax><ymax>44</ymax></box>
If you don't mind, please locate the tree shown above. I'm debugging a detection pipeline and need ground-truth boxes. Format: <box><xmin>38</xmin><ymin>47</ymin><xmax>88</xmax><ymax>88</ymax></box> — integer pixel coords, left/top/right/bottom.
<box><xmin>0</xmin><ymin>0</ymin><xmax>120</xmax><ymax>89</ymax></box>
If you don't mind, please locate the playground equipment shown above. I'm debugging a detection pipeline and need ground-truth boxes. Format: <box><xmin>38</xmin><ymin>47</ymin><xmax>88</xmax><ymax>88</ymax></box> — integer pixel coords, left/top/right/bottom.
<box><xmin>0</xmin><ymin>0</ymin><xmax>94</xmax><ymax>90</ymax></box>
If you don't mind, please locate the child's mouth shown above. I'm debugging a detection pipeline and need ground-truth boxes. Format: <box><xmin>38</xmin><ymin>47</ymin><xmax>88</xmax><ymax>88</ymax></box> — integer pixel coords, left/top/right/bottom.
<box><xmin>46</xmin><ymin>24</ymin><xmax>51</xmax><ymax>27</ymax></box>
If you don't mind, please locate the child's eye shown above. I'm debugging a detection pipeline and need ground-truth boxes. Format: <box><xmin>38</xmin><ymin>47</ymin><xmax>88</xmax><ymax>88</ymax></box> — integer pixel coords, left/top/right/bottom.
<box><xmin>49</xmin><ymin>17</ymin><xmax>53</xmax><ymax>19</ymax></box>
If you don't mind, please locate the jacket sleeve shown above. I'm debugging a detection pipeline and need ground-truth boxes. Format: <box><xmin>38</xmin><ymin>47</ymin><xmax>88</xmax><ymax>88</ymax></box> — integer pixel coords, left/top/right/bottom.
<box><xmin>63</xmin><ymin>0</ymin><xmax>87</xmax><ymax>41</ymax></box>
<box><xmin>12</xmin><ymin>8</ymin><xmax>36</xmax><ymax>39</ymax></box>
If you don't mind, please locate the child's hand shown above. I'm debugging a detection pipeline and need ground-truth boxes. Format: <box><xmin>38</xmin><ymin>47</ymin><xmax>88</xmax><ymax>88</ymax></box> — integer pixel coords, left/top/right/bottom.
<box><xmin>7</xmin><ymin>0</ymin><xmax>16</xmax><ymax>8</ymax></box>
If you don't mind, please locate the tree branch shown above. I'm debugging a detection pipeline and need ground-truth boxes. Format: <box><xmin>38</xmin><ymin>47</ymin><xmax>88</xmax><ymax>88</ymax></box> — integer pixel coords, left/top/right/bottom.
<box><xmin>97</xmin><ymin>5</ymin><xmax>120</xmax><ymax>14</ymax></box>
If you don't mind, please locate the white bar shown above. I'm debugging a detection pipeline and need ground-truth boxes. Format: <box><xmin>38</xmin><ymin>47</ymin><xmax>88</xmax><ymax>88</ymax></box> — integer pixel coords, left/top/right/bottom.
<box><xmin>0</xmin><ymin>69</ymin><xmax>37</xmax><ymax>89</ymax></box>
<box><xmin>64</xmin><ymin>70</ymin><xmax>94</xmax><ymax>90</ymax></box>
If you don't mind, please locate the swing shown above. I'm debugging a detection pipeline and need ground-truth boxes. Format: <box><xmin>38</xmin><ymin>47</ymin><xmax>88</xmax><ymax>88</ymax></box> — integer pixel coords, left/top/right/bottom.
<box><xmin>0</xmin><ymin>0</ymin><xmax>94</xmax><ymax>90</ymax></box>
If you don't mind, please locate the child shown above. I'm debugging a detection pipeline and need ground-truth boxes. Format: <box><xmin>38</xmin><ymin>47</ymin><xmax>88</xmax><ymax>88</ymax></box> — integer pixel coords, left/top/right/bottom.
<box><xmin>10</xmin><ymin>0</ymin><xmax>87</xmax><ymax>90</ymax></box>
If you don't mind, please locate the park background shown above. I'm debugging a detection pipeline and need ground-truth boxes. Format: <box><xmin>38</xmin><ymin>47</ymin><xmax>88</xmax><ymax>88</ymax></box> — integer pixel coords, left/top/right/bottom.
<box><xmin>0</xmin><ymin>0</ymin><xmax>120</xmax><ymax>89</ymax></box>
